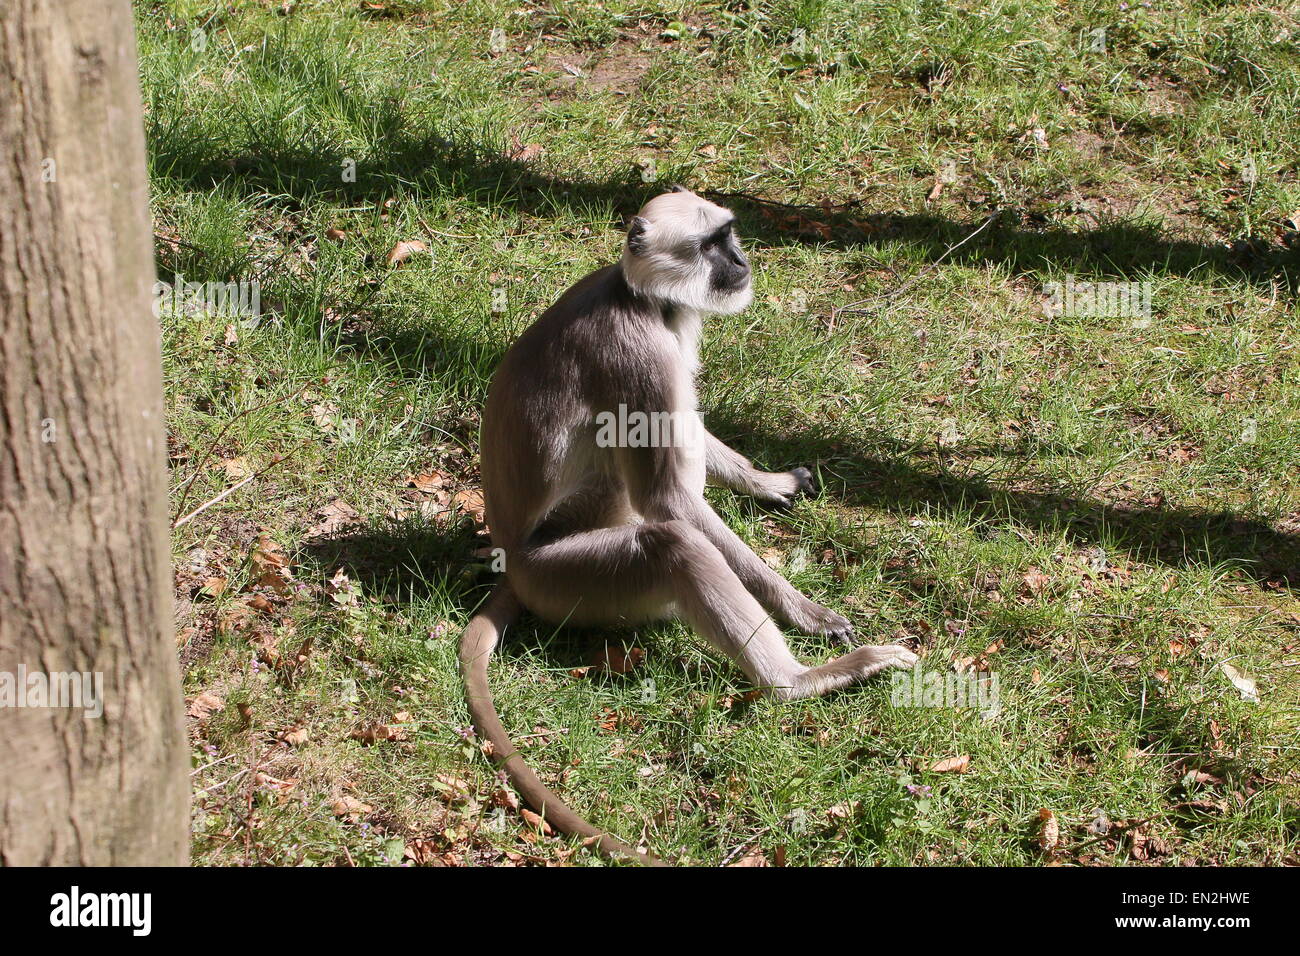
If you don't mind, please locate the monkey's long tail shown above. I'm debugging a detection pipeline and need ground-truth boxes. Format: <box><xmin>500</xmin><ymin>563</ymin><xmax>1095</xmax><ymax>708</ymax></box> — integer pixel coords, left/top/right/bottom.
<box><xmin>458</xmin><ymin>581</ymin><xmax>666</xmax><ymax>867</ymax></box>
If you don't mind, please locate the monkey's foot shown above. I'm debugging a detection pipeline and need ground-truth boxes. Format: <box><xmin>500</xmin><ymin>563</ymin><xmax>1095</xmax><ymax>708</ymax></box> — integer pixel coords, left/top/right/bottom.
<box><xmin>775</xmin><ymin>644</ymin><xmax>919</xmax><ymax>701</ymax></box>
<box><xmin>843</xmin><ymin>643</ymin><xmax>919</xmax><ymax>678</ymax></box>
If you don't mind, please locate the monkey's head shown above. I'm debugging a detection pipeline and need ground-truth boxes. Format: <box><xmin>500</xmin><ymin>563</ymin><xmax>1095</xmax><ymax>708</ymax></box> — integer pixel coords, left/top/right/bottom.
<box><xmin>621</xmin><ymin>187</ymin><xmax>753</xmax><ymax>315</ymax></box>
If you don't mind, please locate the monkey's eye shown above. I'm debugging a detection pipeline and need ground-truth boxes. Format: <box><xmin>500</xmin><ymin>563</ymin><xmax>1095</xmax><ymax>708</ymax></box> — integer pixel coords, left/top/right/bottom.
<box><xmin>704</xmin><ymin>227</ymin><xmax>733</xmax><ymax>248</ymax></box>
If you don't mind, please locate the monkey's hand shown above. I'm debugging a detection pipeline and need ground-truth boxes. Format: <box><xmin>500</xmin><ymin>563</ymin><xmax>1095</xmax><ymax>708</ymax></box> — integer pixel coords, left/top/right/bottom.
<box><xmin>757</xmin><ymin>466</ymin><xmax>817</xmax><ymax>509</ymax></box>
<box><xmin>785</xmin><ymin>598</ymin><xmax>856</xmax><ymax>646</ymax></box>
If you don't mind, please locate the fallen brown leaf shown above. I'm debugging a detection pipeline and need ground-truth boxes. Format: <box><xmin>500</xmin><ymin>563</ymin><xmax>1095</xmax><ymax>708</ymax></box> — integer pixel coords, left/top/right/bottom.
<box><xmin>509</xmin><ymin>142</ymin><xmax>545</xmax><ymax>162</ymax></box>
<box><xmin>589</xmin><ymin>644</ymin><xmax>644</xmax><ymax>674</ymax></box>
<box><xmin>930</xmin><ymin>754</ymin><xmax>970</xmax><ymax>774</ymax></box>
<box><xmin>306</xmin><ymin>498</ymin><xmax>363</xmax><ymax>539</ymax></box>
<box><xmin>521</xmin><ymin>808</ymin><xmax>554</xmax><ymax>835</ymax></box>
<box><xmin>1038</xmin><ymin>808</ymin><xmax>1060</xmax><ymax>851</ymax></box>
<box><xmin>386</xmin><ymin>239</ymin><xmax>428</xmax><ymax>268</ymax></box>
<box><xmin>351</xmin><ymin>722</ymin><xmax>408</xmax><ymax>744</ymax></box>
<box><xmin>249</xmin><ymin>534</ymin><xmax>294</xmax><ymax>594</ymax></box>
<box><xmin>405</xmin><ymin>470</ymin><xmax>446</xmax><ymax>494</ymax></box>
<box><xmin>331</xmin><ymin>796</ymin><xmax>372</xmax><ymax>819</ymax></box>
<box><xmin>199</xmin><ymin>576</ymin><xmax>227</xmax><ymax>599</ymax></box>
<box><xmin>222</xmin><ymin>456</ymin><xmax>251</xmax><ymax>482</ymax></box>
<box><xmin>187</xmin><ymin>692</ymin><xmax>224</xmax><ymax>719</ymax></box>
<box><xmin>452</xmin><ymin>488</ymin><xmax>486</xmax><ymax>524</ymax></box>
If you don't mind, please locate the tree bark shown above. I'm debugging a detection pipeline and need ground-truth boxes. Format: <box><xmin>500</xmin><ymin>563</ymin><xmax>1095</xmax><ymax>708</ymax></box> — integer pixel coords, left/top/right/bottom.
<box><xmin>0</xmin><ymin>0</ymin><xmax>188</xmax><ymax>864</ymax></box>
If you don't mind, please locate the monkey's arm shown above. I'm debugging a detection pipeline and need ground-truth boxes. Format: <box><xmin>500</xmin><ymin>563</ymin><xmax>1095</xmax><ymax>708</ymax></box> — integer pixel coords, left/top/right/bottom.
<box><xmin>703</xmin><ymin>428</ymin><xmax>814</xmax><ymax>507</ymax></box>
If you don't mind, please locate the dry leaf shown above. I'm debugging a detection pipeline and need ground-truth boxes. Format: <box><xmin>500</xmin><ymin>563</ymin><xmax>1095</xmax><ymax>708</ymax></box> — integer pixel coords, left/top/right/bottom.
<box><xmin>1220</xmin><ymin>662</ymin><xmax>1259</xmax><ymax>701</ymax></box>
<box><xmin>222</xmin><ymin>456</ymin><xmax>251</xmax><ymax>482</ymax></box>
<box><xmin>306</xmin><ymin>498</ymin><xmax>362</xmax><ymax>539</ymax></box>
<box><xmin>187</xmin><ymin>692</ymin><xmax>224</xmax><ymax>719</ymax></box>
<box><xmin>432</xmin><ymin>774</ymin><xmax>472</xmax><ymax>804</ymax></box>
<box><xmin>452</xmin><ymin>488</ymin><xmax>486</xmax><ymax>524</ymax></box>
<box><xmin>827</xmin><ymin>800</ymin><xmax>859</xmax><ymax>820</ymax></box>
<box><xmin>200</xmin><ymin>576</ymin><xmax>227</xmax><ymax>599</ymax></box>
<box><xmin>325</xmin><ymin>227</ymin><xmax>347</xmax><ymax>242</ymax></box>
<box><xmin>386</xmin><ymin>239</ymin><xmax>428</xmax><ymax>268</ymax></box>
<box><xmin>729</xmin><ymin>849</ymin><xmax>769</xmax><ymax>867</ymax></box>
<box><xmin>590</xmin><ymin>644</ymin><xmax>644</xmax><ymax>674</ymax></box>
<box><xmin>403</xmin><ymin>839</ymin><xmax>441</xmax><ymax>865</ymax></box>
<box><xmin>1020</xmin><ymin>127</ymin><xmax>1049</xmax><ymax>149</ymax></box>
<box><xmin>253</xmin><ymin>772</ymin><xmax>298</xmax><ymax>796</ymax></box>
<box><xmin>280</xmin><ymin>725</ymin><xmax>309</xmax><ymax>747</ymax></box>
<box><xmin>521</xmin><ymin>808</ymin><xmax>554</xmax><ymax>835</ymax></box>
<box><xmin>250</xmin><ymin>535</ymin><xmax>294</xmax><ymax>594</ymax></box>
<box><xmin>1021</xmin><ymin>568</ymin><xmax>1052</xmax><ymax>593</ymax></box>
<box><xmin>510</xmin><ymin>142</ymin><xmax>546</xmax><ymax>162</ymax></box>
<box><xmin>930</xmin><ymin>754</ymin><xmax>970</xmax><ymax>774</ymax></box>
<box><xmin>406</xmin><ymin>470</ymin><xmax>446</xmax><ymax>494</ymax></box>
<box><xmin>1038</xmin><ymin>808</ymin><xmax>1059</xmax><ymax>851</ymax></box>
<box><xmin>331</xmin><ymin>796</ymin><xmax>372</xmax><ymax>819</ymax></box>
<box><xmin>310</xmin><ymin>402</ymin><xmax>339</xmax><ymax>432</ymax></box>
<box><xmin>351</xmin><ymin>722</ymin><xmax>407</xmax><ymax>744</ymax></box>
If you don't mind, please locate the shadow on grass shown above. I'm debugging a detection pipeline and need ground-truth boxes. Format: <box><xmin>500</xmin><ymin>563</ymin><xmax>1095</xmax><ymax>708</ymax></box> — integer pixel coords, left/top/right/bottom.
<box><xmin>150</xmin><ymin>107</ymin><xmax>1299</xmax><ymax>290</ymax></box>
<box><xmin>300</xmin><ymin>515</ymin><xmax>481</xmax><ymax>602</ymax></box>
<box><xmin>708</xmin><ymin>411</ymin><xmax>1300</xmax><ymax>591</ymax></box>
<box><xmin>297</xmin><ymin>515</ymin><xmax>658</xmax><ymax>672</ymax></box>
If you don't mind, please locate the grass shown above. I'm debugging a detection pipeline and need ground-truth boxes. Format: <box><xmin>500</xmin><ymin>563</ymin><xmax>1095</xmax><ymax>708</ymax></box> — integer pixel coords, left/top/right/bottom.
<box><xmin>142</xmin><ymin>0</ymin><xmax>1300</xmax><ymax>866</ymax></box>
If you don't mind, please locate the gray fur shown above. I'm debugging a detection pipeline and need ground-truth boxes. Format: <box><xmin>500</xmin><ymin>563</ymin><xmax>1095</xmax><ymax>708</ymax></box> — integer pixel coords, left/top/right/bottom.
<box><xmin>481</xmin><ymin>188</ymin><xmax>917</xmax><ymax>698</ymax></box>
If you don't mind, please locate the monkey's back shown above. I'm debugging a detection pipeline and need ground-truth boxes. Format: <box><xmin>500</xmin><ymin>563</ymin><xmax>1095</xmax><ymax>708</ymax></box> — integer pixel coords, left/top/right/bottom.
<box><xmin>482</xmin><ymin>265</ymin><xmax>656</xmax><ymax>553</ymax></box>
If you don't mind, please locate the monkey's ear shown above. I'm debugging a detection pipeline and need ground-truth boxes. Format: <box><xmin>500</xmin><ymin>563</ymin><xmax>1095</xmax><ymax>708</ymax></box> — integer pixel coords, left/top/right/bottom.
<box><xmin>626</xmin><ymin>216</ymin><xmax>651</xmax><ymax>254</ymax></box>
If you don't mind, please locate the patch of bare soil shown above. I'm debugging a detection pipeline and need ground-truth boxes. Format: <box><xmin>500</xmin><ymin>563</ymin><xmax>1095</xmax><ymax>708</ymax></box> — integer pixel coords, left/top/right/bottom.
<box><xmin>543</xmin><ymin>44</ymin><xmax>658</xmax><ymax>94</ymax></box>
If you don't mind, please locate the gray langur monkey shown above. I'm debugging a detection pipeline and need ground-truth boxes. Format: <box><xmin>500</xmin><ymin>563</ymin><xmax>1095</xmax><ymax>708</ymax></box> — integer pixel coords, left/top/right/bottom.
<box><xmin>459</xmin><ymin>186</ymin><xmax>917</xmax><ymax>865</ymax></box>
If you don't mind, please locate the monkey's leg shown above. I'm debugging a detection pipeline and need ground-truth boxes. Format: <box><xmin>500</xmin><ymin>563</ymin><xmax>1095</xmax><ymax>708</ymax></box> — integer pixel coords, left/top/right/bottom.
<box><xmin>704</xmin><ymin>430</ymin><xmax>814</xmax><ymax>508</ymax></box>
<box><xmin>512</xmin><ymin>522</ymin><xmax>866</xmax><ymax>695</ymax></box>
<box><xmin>676</xmin><ymin>496</ymin><xmax>863</xmax><ymax>644</ymax></box>
<box><xmin>620</xmin><ymin>434</ymin><xmax>858</xmax><ymax>644</ymax></box>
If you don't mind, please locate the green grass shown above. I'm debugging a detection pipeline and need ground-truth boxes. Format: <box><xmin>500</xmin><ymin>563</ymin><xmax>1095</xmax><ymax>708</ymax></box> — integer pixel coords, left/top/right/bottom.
<box><xmin>145</xmin><ymin>0</ymin><xmax>1300</xmax><ymax>865</ymax></box>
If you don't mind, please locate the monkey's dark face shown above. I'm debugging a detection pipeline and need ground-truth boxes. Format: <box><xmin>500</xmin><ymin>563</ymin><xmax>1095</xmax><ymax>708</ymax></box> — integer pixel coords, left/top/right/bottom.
<box><xmin>621</xmin><ymin>189</ymin><xmax>754</xmax><ymax>315</ymax></box>
<box><xmin>700</xmin><ymin>220</ymin><xmax>751</xmax><ymax>294</ymax></box>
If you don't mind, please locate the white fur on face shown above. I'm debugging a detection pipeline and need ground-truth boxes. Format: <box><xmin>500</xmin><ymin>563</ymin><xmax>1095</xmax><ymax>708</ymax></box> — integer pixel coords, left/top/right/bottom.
<box><xmin>620</xmin><ymin>190</ymin><xmax>752</xmax><ymax>314</ymax></box>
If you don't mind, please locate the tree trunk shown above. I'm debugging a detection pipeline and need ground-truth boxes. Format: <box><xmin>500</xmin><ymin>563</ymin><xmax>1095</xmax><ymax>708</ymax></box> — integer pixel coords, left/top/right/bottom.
<box><xmin>0</xmin><ymin>0</ymin><xmax>187</xmax><ymax>864</ymax></box>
